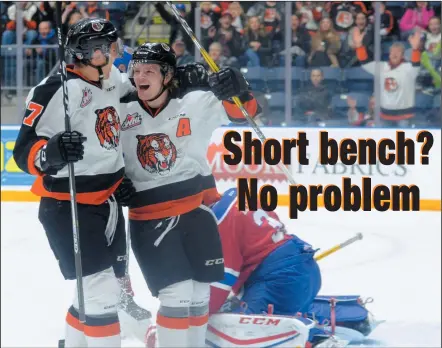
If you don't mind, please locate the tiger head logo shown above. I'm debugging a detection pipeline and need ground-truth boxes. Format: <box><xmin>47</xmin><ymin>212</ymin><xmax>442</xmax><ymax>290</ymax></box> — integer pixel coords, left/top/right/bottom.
<box><xmin>95</xmin><ymin>106</ymin><xmax>121</xmax><ymax>150</ymax></box>
<box><xmin>136</xmin><ymin>133</ymin><xmax>177</xmax><ymax>175</ymax></box>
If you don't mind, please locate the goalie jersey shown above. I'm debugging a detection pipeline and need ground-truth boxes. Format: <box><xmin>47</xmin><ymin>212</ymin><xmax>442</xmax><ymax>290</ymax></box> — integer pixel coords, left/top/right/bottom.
<box><xmin>13</xmin><ymin>65</ymin><xmax>134</xmax><ymax>205</ymax></box>
<box><xmin>119</xmin><ymin>90</ymin><xmax>259</xmax><ymax>220</ymax></box>
<box><xmin>209</xmin><ymin>188</ymin><xmax>292</xmax><ymax>314</ymax></box>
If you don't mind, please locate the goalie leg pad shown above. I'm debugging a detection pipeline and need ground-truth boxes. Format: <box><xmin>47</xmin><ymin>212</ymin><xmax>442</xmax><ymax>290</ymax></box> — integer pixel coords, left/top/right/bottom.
<box><xmin>235</xmin><ymin>239</ymin><xmax>321</xmax><ymax>315</ymax></box>
<box><xmin>306</xmin><ymin>295</ymin><xmax>372</xmax><ymax>336</ymax></box>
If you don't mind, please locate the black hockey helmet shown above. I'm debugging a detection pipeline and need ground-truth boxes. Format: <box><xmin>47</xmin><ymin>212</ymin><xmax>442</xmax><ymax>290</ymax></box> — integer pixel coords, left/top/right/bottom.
<box><xmin>66</xmin><ymin>18</ymin><xmax>122</xmax><ymax>82</ymax></box>
<box><xmin>128</xmin><ymin>43</ymin><xmax>177</xmax><ymax>101</ymax></box>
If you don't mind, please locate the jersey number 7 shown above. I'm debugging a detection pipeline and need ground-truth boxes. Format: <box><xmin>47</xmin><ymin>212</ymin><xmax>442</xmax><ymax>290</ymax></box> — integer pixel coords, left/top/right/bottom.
<box><xmin>23</xmin><ymin>102</ymin><xmax>44</xmax><ymax>127</ymax></box>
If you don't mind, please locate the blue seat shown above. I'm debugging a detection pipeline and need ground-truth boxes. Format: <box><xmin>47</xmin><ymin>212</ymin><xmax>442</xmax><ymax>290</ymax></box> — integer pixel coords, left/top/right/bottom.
<box><xmin>343</xmin><ymin>67</ymin><xmax>374</xmax><ymax>93</ymax></box>
<box><xmin>266</xmin><ymin>67</ymin><xmax>303</xmax><ymax>92</ymax></box>
<box><xmin>241</xmin><ymin>67</ymin><xmax>267</xmax><ymax>92</ymax></box>
<box><xmin>331</xmin><ymin>94</ymin><xmax>350</xmax><ymax>119</ymax></box>
<box><xmin>268</xmin><ymin>92</ymin><xmax>286</xmax><ymax>110</ymax></box>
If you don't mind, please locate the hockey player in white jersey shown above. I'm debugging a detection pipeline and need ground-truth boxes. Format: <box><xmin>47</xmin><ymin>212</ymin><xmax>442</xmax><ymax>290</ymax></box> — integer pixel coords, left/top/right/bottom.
<box><xmin>13</xmin><ymin>18</ymin><xmax>137</xmax><ymax>348</ymax></box>
<box><xmin>119</xmin><ymin>42</ymin><xmax>260</xmax><ymax>347</ymax></box>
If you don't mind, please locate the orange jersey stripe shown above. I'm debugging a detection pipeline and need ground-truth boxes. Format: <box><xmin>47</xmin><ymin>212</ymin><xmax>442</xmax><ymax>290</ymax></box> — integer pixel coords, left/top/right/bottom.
<box><xmin>381</xmin><ymin>113</ymin><xmax>414</xmax><ymax>121</ymax></box>
<box><xmin>129</xmin><ymin>187</ymin><xmax>219</xmax><ymax>220</ymax></box>
<box><xmin>157</xmin><ymin>314</ymin><xmax>189</xmax><ymax>330</ymax></box>
<box><xmin>84</xmin><ymin>322</ymin><xmax>120</xmax><ymax>338</ymax></box>
<box><xmin>27</xmin><ymin>139</ymin><xmax>47</xmax><ymax>176</ymax></box>
<box><xmin>30</xmin><ymin>176</ymin><xmax>123</xmax><ymax>205</ymax></box>
<box><xmin>222</xmin><ymin>97</ymin><xmax>258</xmax><ymax>120</ymax></box>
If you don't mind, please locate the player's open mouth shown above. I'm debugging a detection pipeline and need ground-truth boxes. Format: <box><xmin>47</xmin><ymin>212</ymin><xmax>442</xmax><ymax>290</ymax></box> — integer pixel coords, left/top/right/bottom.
<box><xmin>139</xmin><ymin>85</ymin><xmax>150</xmax><ymax>90</ymax></box>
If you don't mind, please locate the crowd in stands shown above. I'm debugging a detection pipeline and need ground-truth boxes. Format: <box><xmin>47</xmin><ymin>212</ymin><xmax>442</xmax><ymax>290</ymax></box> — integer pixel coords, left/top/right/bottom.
<box><xmin>1</xmin><ymin>1</ymin><xmax>441</xmax><ymax>127</ymax></box>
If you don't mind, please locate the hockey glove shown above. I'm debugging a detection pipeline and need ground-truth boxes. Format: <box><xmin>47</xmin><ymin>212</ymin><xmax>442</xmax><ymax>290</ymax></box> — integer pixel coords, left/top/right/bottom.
<box><xmin>114</xmin><ymin>176</ymin><xmax>136</xmax><ymax>206</ymax></box>
<box><xmin>175</xmin><ymin>63</ymin><xmax>210</xmax><ymax>90</ymax></box>
<box><xmin>209</xmin><ymin>67</ymin><xmax>250</xmax><ymax>101</ymax></box>
<box><xmin>40</xmin><ymin>131</ymin><xmax>86</xmax><ymax>174</ymax></box>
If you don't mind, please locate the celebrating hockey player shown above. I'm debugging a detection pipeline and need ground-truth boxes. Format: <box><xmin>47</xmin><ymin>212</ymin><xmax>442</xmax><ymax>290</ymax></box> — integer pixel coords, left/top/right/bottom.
<box><xmin>119</xmin><ymin>42</ymin><xmax>260</xmax><ymax>347</ymax></box>
<box><xmin>13</xmin><ymin>18</ymin><xmax>137</xmax><ymax>348</ymax></box>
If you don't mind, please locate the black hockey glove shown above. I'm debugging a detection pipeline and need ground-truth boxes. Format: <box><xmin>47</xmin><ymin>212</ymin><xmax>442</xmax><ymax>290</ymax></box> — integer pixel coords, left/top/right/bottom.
<box><xmin>40</xmin><ymin>131</ymin><xmax>86</xmax><ymax>174</ymax></box>
<box><xmin>175</xmin><ymin>63</ymin><xmax>210</xmax><ymax>90</ymax></box>
<box><xmin>114</xmin><ymin>176</ymin><xmax>136</xmax><ymax>207</ymax></box>
<box><xmin>208</xmin><ymin>67</ymin><xmax>250</xmax><ymax>101</ymax></box>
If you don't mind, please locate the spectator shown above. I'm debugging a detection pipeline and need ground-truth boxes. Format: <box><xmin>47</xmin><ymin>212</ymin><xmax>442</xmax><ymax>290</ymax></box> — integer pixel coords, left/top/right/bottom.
<box><xmin>199</xmin><ymin>2</ymin><xmax>221</xmax><ymax>49</ymax></box>
<box><xmin>155</xmin><ymin>2</ymin><xmax>196</xmax><ymax>54</ymax></box>
<box><xmin>62</xmin><ymin>10</ymin><xmax>84</xmax><ymax>36</ymax></box>
<box><xmin>293</xmin><ymin>69</ymin><xmax>331</xmax><ymax>124</ymax></box>
<box><xmin>353</xmin><ymin>29</ymin><xmax>423</xmax><ymax>127</ymax></box>
<box><xmin>171</xmin><ymin>38</ymin><xmax>194</xmax><ymax>65</ymax></box>
<box><xmin>308</xmin><ymin>18</ymin><xmax>341</xmax><ymax>68</ymax></box>
<box><xmin>425</xmin><ymin>17</ymin><xmax>441</xmax><ymax>57</ymax></box>
<box><xmin>399</xmin><ymin>1</ymin><xmax>434</xmax><ymax>40</ymax></box>
<box><xmin>246</xmin><ymin>1</ymin><xmax>283</xmax><ymax>35</ymax></box>
<box><xmin>277</xmin><ymin>14</ymin><xmax>311</xmax><ymax>67</ymax></box>
<box><xmin>421</xmin><ymin>45</ymin><xmax>441</xmax><ymax>89</ymax></box>
<box><xmin>206</xmin><ymin>11</ymin><xmax>245</xmax><ymax>59</ymax></box>
<box><xmin>2</xmin><ymin>2</ymin><xmax>39</xmax><ymax>45</ymax></box>
<box><xmin>342</xmin><ymin>12</ymin><xmax>373</xmax><ymax>67</ymax></box>
<box><xmin>77</xmin><ymin>1</ymin><xmax>110</xmax><ymax>21</ymax></box>
<box><xmin>203</xmin><ymin>41</ymin><xmax>239</xmax><ymax>69</ymax></box>
<box><xmin>295</xmin><ymin>1</ymin><xmax>326</xmax><ymax>33</ymax></box>
<box><xmin>37</xmin><ymin>2</ymin><xmax>55</xmax><ymax>24</ymax></box>
<box><xmin>26</xmin><ymin>20</ymin><xmax>57</xmax><ymax>85</ymax></box>
<box><xmin>243</xmin><ymin>16</ymin><xmax>272</xmax><ymax>67</ymax></box>
<box><xmin>329</xmin><ymin>1</ymin><xmax>368</xmax><ymax>36</ymax></box>
<box><xmin>367</xmin><ymin>2</ymin><xmax>395</xmax><ymax>40</ymax></box>
<box><xmin>227</xmin><ymin>2</ymin><xmax>246</xmax><ymax>34</ymax></box>
<box><xmin>347</xmin><ymin>95</ymin><xmax>375</xmax><ymax>127</ymax></box>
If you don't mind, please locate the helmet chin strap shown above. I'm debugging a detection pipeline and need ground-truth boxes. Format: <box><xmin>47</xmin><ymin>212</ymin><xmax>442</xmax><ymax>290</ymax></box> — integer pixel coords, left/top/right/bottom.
<box><xmin>84</xmin><ymin>56</ymin><xmax>110</xmax><ymax>87</ymax></box>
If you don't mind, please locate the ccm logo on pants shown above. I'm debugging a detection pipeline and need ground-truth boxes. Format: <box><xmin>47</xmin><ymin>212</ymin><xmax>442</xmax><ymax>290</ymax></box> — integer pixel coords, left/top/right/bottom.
<box><xmin>205</xmin><ymin>258</ymin><xmax>224</xmax><ymax>266</ymax></box>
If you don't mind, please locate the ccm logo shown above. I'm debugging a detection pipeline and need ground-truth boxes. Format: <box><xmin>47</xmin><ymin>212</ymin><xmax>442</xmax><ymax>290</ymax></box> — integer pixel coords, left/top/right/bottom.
<box><xmin>205</xmin><ymin>258</ymin><xmax>224</xmax><ymax>266</ymax></box>
<box><xmin>239</xmin><ymin>317</ymin><xmax>281</xmax><ymax>326</ymax></box>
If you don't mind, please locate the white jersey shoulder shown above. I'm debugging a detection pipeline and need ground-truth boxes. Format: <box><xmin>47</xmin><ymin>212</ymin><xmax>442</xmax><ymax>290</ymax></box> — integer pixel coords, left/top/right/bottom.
<box><xmin>120</xmin><ymin>90</ymin><xmax>229</xmax><ymax>192</ymax></box>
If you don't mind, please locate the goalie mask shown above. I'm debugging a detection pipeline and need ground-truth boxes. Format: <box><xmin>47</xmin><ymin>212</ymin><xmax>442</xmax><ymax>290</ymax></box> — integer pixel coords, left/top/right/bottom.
<box><xmin>66</xmin><ymin>18</ymin><xmax>123</xmax><ymax>83</ymax></box>
<box><xmin>128</xmin><ymin>43</ymin><xmax>177</xmax><ymax>101</ymax></box>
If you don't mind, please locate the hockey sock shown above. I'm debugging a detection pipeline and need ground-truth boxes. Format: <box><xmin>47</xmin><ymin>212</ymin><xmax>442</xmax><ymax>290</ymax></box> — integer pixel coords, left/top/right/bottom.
<box><xmin>64</xmin><ymin>306</ymin><xmax>86</xmax><ymax>347</ymax></box>
<box><xmin>83</xmin><ymin>312</ymin><xmax>121</xmax><ymax>347</ymax></box>
<box><xmin>156</xmin><ymin>307</ymin><xmax>190</xmax><ymax>348</ymax></box>
<box><xmin>187</xmin><ymin>281</ymin><xmax>210</xmax><ymax>347</ymax></box>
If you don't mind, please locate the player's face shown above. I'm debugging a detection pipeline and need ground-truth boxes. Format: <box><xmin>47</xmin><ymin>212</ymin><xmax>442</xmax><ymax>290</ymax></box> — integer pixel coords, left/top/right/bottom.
<box><xmin>133</xmin><ymin>63</ymin><xmax>169</xmax><ymax>100</ymax></box>
<box><xmin>90</xmin><ymin>48</ymin><xmax>112</xmax><ymax>79</ymax></box>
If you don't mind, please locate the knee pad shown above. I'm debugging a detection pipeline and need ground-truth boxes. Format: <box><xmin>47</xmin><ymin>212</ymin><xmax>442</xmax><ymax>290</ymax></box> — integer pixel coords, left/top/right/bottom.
<box><xmin>190</xmin><ymin>281</ymin><xmax>210</xmax><ymax>317</ymax></box>
<box><xmin>73</xmin><ymin>267</ymin><xmax>120</xmax><ymax>316</ymax></box>
<box><xmin>158</xmin><ymin>279</ymin><xmax>194</xmax><ymax>309</ymax></box>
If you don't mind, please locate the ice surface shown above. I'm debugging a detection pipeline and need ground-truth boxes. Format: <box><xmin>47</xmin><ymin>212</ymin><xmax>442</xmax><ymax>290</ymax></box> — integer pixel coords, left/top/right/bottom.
<box><xmin>1</xmin><ymin>202</ymin><xmax>441</xmax><ymax>347</ymax></box>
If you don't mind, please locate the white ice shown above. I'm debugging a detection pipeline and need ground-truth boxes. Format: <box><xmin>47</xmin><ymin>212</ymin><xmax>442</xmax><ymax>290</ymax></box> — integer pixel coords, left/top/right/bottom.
<box><xmin>1</xmin><ymin>203</ymin><xmax>441</xmax><ymax>347</ymax></box>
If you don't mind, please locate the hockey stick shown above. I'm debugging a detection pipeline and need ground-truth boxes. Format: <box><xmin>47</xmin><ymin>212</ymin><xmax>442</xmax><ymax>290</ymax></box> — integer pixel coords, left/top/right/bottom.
<box><xmin>166</xmin><ymin>1</ymin><xmax>296</xmax><ymax>185</ymax></box>
<box><xmin>55</xmin><ymin>2</ymin><xmax>86</xmax><ymax>323</ymax></box>
<box><xmin>314</xmin><ymin>233</ymin><xmax>363</xmax><ymax>261</ymax></box>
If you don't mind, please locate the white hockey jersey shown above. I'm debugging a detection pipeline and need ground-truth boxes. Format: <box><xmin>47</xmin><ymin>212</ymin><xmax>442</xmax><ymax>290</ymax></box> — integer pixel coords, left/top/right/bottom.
<box><xmin>120</xmin><ymin>90</ymin><xmax>259</xmax><ymax>220</ymax></box>
<box><xmin>356</xmin><ymin>46</ymin><xmax>421</xmax><ymax>120</ymax></box>
<box><xmin>13</xmin><ymin>65</ymin><xmax>135</xmax><ymax>205</ymax></box>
